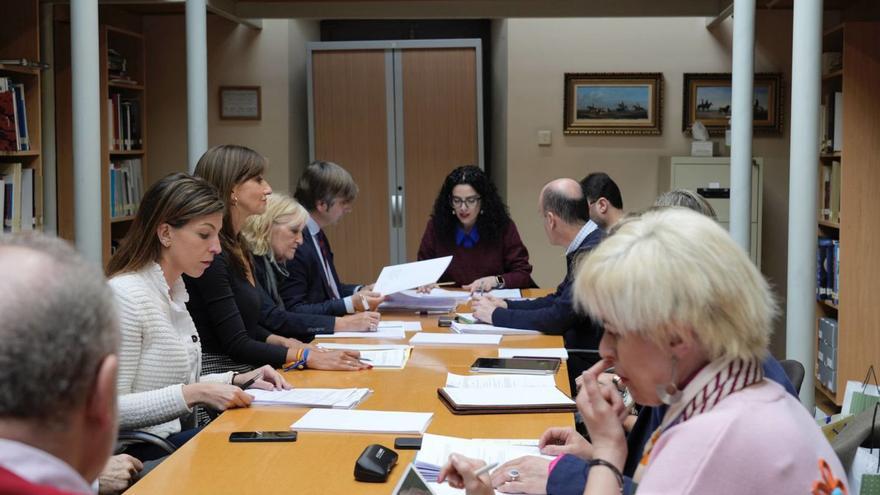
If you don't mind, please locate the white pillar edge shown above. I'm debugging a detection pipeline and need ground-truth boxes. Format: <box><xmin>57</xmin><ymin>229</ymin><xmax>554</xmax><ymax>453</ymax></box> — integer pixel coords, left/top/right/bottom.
<box><xmin>786</xmin><ymin>0</ymin><xmax>823</xmax><ymax>408</ymax></box>
<box><xmin>730</xmin><ymin>0</ymin><xmax>755</xmax><ymax>256</ymax></box>
<box><xmin>186</xmin><ymin>0</ymin><xmax>209</xmax><ymax>173</ymax></box>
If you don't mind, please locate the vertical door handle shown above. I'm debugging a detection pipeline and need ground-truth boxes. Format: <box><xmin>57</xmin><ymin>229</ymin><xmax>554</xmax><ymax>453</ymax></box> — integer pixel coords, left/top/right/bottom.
<box><xmin>390</xmin><ymin>194</ymin><xmax>402</xmax><ymax>228</ymax></box>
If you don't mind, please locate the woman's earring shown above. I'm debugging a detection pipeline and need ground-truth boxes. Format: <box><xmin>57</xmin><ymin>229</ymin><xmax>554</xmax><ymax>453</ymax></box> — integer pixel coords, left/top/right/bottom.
<box><xmin>161</xmin><ymin>239</ymin><xmax>171</xmax><ymax>248</ymax></box>
<box><xmin>655</xmin><ymin>357</ymin><xmax>683</xmax><ymax>405</ymax></box>
<box><xmin>231</xmin><ymin>195</ymin><xmax>239</xmax><ymax>206</ymax></box>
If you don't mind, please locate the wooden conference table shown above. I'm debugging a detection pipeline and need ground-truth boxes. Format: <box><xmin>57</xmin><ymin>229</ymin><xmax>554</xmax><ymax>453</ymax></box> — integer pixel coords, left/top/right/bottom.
<box><xmin>127</xmin><ymin>290</ymin><xmax>572</xmax><ymax>495</ymax></box>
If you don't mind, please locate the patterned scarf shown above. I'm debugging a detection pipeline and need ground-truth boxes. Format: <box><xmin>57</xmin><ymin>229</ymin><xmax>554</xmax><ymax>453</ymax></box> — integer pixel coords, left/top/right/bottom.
<box><xmin>633</xmin><ymin>357</ymin><xmax>764</xmax><ymax>483</ymax></box>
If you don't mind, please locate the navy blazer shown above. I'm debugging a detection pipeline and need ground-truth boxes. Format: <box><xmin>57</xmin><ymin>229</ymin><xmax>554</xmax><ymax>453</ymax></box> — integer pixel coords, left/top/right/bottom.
<box><xmin>492</xmin><ymin>227</ymin><xmax>604</xmax><ymax>345</ymax></box>
<box><xmin>278</xmin><ymin>225</ymin><xmax>358</xmax><ymax>315</ymax></box>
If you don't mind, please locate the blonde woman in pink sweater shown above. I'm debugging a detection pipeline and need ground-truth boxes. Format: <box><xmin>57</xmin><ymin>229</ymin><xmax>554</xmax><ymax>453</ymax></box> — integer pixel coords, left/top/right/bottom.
<box><xmin>441</xmin><ymin>208</ymin><xmax>846</xmax><ymax>495</ymax></box>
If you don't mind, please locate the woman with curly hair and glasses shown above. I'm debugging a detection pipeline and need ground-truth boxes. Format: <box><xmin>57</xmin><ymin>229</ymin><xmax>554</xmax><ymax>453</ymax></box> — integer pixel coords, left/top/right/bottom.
<box><xmin>417</xmin><ymin>165</ymin><xmax>534</xmax><ymax>292</ymax></box>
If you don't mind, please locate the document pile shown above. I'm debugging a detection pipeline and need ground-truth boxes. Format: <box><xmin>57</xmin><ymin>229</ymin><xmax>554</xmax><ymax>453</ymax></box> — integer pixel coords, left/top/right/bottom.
<box><xmin>314</xmin><ymin>321</ymin><xmax>406</xmax><ymax>339</ymax></box>
<box><xmin>450</xmin><ymin>316</ymin><xmax>540</xmax><ymax>336</ymax></box>
<box><xmin>246</xmin><ymin>388</ymin><xmax>371</xmax><ymax>409</ymax></box>
<box><xmin>317</xmin><ymin>343</ymin><xmax>412</xmax><ymax>368</ymax></box>
<box><xmin>438</xmin><ymin>373</ymin><xmax>575</xmax><ymax>414</ymax></box>
<box><xmin>291</xmin><ymin>409</ymin><xmax>434</xmax><ymax>434</ymax></box>
<box><xmin>380</xmin><ymin>288</ymin><xmax>469</xmax><ymax>312</ymax></box>
<box><xmin>414</xmin><ymin>433</ymin><xmax>550</xmax><ymax>482</ymax></box>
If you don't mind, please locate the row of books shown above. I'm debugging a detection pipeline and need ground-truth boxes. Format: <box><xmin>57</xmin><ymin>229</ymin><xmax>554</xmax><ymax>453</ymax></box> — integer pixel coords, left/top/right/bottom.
<box><xmin>816</xmin><ymin>317</ymin><xmax>839</xmax><ymax>394</ymax></box>
<box><xmin>109</xmin><ymin>158</ymin><xmax>143</xmax><ymax>218</ymax></box>
<box><xmin>819</xmin><ymin>91</ymin><xmax>843</xmax><ymax>153</ymax></box>
<box><xmin>108</xmin><ymin>93</ymin><xmax>142</xmax><ymax>151</ymax></box>
<box><xmin>817</xmin><ymin>237</ymin><xmax>840</xmax><ymax>305</ymax></box>
<box><xmin>819</xmin><ymin>160</ymin><xmax>841</xmax><ymax>223</ymax></box>
<box><xmin>0</xmin><ymin>162</ymin><xmax>36</xmax><ymax>232</ymax></box>
<box><xmin>108</xmin><ymin>48</ymin><xmax>137</xmax><ymax>85</ymax></box>
<box><xmin>0</xmin><ymin>77</ymin><xmax>30</xmax><ymax>152</ymax></box>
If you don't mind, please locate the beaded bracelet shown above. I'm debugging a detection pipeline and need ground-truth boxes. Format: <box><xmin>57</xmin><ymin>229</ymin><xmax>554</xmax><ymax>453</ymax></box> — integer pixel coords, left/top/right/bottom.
<box><xmin>283</xmin><ymin>348</ymin><xmax>310</xmax><ymax>371</ymax></box>
<box><xmin>587</xmin><ymin>458</ymin><xmax>624</xmax><ymax>493</ymax></box>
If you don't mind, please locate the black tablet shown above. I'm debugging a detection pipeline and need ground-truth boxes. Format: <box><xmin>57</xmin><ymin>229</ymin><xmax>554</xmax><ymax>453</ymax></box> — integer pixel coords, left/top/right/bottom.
<box><xmin>469</xmin><ymin>357</ymin><xmax>560</xmax><ymax>375</ymax></box>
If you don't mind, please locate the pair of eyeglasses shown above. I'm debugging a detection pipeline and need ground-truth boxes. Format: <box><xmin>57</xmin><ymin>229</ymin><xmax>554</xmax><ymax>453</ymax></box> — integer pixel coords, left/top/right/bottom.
<box><xmin>451</xmin><ymin>196</ymin><xmax>481</xmax><ymax>208</ymax></box>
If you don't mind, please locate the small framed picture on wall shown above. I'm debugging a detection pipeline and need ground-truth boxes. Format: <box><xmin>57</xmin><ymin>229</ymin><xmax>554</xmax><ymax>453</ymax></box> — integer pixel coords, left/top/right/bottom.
<box><xmin>682</xmin><ymin>73</ymin><xmax>783</xmax><ymax>135</ymax></box>
<box><xmin>563</xmin><ymin>72</ymin><xmax>663</xmax><ymax>135</ymax></box>
<box><xmin>219</xmin><ymin>86</ymin><xmax>261</xmax><ymax>120</ymax></box>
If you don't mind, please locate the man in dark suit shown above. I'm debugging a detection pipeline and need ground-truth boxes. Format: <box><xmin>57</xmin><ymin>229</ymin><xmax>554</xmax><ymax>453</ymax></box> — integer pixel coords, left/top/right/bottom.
<box><xmin>471</xmin><ymin>178</ymin><xmax>605</xmax><ymax>386</ymax></box>
<box><xmin>279</xmin><ymin>161</ymin><xmax>382</xmax><ymax>323</ymax></box>
<box><xmin>581</xmin><ymin>172</ymin><xmax>625</xmax><ymax>233</ymax></box>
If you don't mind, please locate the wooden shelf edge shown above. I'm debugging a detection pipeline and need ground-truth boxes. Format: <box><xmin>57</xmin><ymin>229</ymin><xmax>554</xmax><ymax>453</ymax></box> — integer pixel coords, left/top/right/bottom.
<box><xmin>0</xmin><ymin>150</ymin><xmax>40</xmax><ymax>157</ymax></box>
<box><xmin>818</xmin><ymin>219</ymin><xmax>840</xmax><ymax>229</ymax></box>
<box><xmin>108</xmin><ymin>81</ymin><xmax>144</xmax><ymax>90</ymax></box>
<box><xmin>110</xmin><ymin>215</ymin><xmax>135</xmax><ymax>223</ymax></box>
<box><xmin>823</xmin><ymin>23</ymin><xmax>844</xmax><ymax>39</ymax></box>
<box><xmin>0</xmin><ymin>64</ymin><xmax>41</xmax><ymax>76</ymax></box>
<box><xmin>817</xmin><ymin>299</ymin><xmax>839</xmax><ymax>311</ymax></box>
<box><xmin>109</xmin><ymin>150</ymin><xmax>146</xmax><ymax>156</ymax></box>
<box><xmin>822</xmin><ymin>69</ymin><xmax>843</xmax><ymax>81</ymax></box>
<box><xmin>815</xmin><ymin>382</ymin><xmax>842</xmax><ymax>407</ymax></box>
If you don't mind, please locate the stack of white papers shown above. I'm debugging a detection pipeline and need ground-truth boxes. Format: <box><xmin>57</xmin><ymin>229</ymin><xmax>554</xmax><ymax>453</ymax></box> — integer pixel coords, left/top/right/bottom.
<box><xmin>246</xmin><ymin>388</ymin><xmax>371</xmax><ymax>409</ymax></box>
<box><xmin>409</xmin><ymin>333</ymin><xmax>502</xmax><ymax>346</ymax></box>
<box><xmin>445</xmin><ymin>372</ymin><xmax>557</xmax><ymax>389</ymax></box>
<box><xmin>291</xmin><ymin>409</ymin><xmax>433</xmax><ymax>434</ymax></box>
<box><xmin>450</xmin><ymin>321</ymin><xmax>540</xmax><ymax>336</ymax></box>
<box><xmin>380</xmin><ymin>288</ymin><xmax>469</xmax><ymax>312</ymax></box>
<box><xmin>498</xmin><ymin>348</ymin><xmax>569</xmax><ymax>360</ymax></box>
<box><xmin>414</xmin><ymin>433</ymin><xmax>548</xmax><ymax>482</ymax></box>
<box><xmin>315</xmin><ymin>343</ymin><xmax>412</xmax><ymax>368</ymax></box>
<box><xmin>315</xmin><ymin>322</ymin><xmax>406</xmax><ymax>340</ymax></box>
<box><xmin>439</xmin><ymin>387</ymin><xmax>574</xmax><ymax>409</ymax></box>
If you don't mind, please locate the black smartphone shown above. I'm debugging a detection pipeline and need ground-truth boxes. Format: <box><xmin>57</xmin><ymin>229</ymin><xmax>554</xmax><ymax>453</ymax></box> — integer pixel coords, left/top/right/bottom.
<box><xmin>228</xmin><ymin>431</ymin><xmax>298</xmax><ymax>443</ymax></box>
<box><xmin>394</xmin><ymin>437</ymin><xmax>422</xmax><ymax>450</ymax></box>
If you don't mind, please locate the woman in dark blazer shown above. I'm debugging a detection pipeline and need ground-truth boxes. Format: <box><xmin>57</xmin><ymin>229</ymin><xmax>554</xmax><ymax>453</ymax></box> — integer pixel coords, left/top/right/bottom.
<box><xmin>417</xmin><ymin>165</ymin><xmax>534</xmax><ymax>292</ymax></box>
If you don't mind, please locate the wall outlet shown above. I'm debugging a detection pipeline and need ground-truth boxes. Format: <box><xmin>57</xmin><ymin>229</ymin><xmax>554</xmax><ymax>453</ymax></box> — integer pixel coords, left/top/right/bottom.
<box><xmin>537</xmin><ymin>129</ymin><xmax>552</xmax><ymax>146</ymax></box>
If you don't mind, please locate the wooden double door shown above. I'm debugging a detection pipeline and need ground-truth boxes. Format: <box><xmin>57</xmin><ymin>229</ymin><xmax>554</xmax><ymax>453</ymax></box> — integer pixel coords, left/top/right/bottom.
<box><xmin>308</xmin><ymin>40</ymin><xmax>483</xmax><ymax>284</ymax></box>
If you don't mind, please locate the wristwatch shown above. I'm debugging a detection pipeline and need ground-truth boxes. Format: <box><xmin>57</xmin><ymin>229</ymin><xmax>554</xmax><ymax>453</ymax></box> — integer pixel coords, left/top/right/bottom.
<box><xmin>495</xmin><ymin>275</ymin><xmax>505</xmax><ymax>289</ymax></box>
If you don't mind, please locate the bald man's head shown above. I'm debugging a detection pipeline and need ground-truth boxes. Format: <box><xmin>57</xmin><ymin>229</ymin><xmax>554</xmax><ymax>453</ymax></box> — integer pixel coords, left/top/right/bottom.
<box><xmin>539</xmin><ymin>178</ymin><xmax>588</xmax><ymax>226</ymax></box>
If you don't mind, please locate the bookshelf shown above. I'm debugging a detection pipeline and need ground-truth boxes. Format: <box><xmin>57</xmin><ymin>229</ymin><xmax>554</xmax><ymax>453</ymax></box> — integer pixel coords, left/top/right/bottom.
<box><xmin>814</xmin><ymin>22</ymin><xmax>880</xmax><ymax>406</ymax></box>
<box><xmin>0</xmin><ymin>0</ymin><xmax>42</xmax><ymax>233</ymax></box>
<box><xmin>55</xmin><ymin>7</ymin><xmax>147</xmax><ymax>263</ymax></box>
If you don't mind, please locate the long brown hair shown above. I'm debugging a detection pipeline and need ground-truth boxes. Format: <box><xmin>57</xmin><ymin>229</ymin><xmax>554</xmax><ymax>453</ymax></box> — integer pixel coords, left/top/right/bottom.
<box><xmin>194</xmin><ymin>144</ymin><xmax>267</xmax><ymax>276</ymax></box>
<box><xmin>107</xmin><ymin>172</ymin><xmax>225</xmax><ymax>277</ymax></box>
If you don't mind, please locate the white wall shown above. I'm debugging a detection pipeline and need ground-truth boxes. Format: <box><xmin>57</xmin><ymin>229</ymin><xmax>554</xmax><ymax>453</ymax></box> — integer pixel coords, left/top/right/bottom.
<box><xmin>496</xmin><ymin>13</ymin><xmax>794</xmax><ymax>355</ymax></box>
<box><xmin>144</xmin><ymin>15</ymin><xmax>319</xmax><ymax>193</ymax></box>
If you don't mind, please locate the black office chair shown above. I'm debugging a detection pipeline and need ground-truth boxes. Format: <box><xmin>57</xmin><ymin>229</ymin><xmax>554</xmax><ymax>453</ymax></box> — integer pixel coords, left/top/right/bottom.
<box><xmin>115</xmin><ymin>430</ymin><xmax>177</xmax><ymax>456</ymax></box>
<box><xmin>779</xmin><ymin>359</ymin><xmax>806</xmax><ymax>395</ymax></box>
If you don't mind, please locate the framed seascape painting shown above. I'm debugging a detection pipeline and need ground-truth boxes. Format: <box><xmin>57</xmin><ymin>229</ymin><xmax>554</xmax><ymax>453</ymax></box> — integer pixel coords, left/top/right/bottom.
<box><xmin>682</xmin><ymin>73</ymin><xmax>783</xmax><ymax>135</ymax></box>
<box><xmin>563</xmin><ymin>73</ymin><xmax>663</xmax><ymax>135</ymax></box>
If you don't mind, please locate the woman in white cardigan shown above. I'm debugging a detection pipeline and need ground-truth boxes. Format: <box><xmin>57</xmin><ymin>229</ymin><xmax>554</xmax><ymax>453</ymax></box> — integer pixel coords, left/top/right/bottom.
<box><xmin>106</xmin><ymin>172</ymin><xmax>289</xmax><ymax>462</ymax></box>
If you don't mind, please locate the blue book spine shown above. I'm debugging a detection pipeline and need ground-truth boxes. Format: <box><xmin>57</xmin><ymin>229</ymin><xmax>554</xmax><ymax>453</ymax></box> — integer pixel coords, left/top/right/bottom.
<box><xmin>832</xmin><ymin>240</ymin><xmax>840</xmax><ymax>305</ymax></box>
<box><xmin>12</xmin><ymin>84</ymin><xmax>28</xmax><ymax>151</ymax></box>
<box><xmin>817</xmin><ymin>238</ymin><xmax>832</xmax><ymax>300</ymax></box>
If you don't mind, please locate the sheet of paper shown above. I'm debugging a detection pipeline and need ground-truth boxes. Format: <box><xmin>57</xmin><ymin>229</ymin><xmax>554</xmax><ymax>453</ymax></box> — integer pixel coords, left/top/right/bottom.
<box><xmin>439</xmin><ymin>387</ymin><xmax>574</xmax><ymax>407</ymax></box>
<box><xmin>487</xmin><ymin>288</ymin><xmax>522</xmax><ymax>298</ymax></box>
<box><xmin>498</xmin><ymin>347</ymin><xmax>569</xmax><ymax>360</ymax></box>
<box><xmin>450</xmin><ymin>321</ymin><xmax>540</xmax><ymax>336</ymax></box>
<box><xmin>409</xmin><ymin>333</ymin><xmax>502</xmax><ymax>346</ymax></box>
<box><xmin>380</xmin><ymin>289</ymin><xmax>469</xmax><ymax>311</ymax></box>
<box><xmin>403</xmin><ymin>321</ymin><xmax>423</xmax><ymax>331</ymax></box>
<box><xmin>445</xmin><ymin>373</ymin><xmax>557</xmax><ymax>389</ymax></box>
<box><xmin>246</xmin><ymin>388</ymin><xmax>371</xmax><ymax>408</ymax></box>
<box><xmin>373</xmin><ymin>256</ymin><xmax>453</xmax><ymax>295</ymax></box>
<box><xmin>414</xmin><ymin>433</ymin><xmax>548</xmax><ymax>483</ymax></box>
<box><xmin>291</xmin><ymin>409</ymin><xmax>433</xmax><ymax>434</ymax></box>
<box><xmin>314</xmin><ymin>326</ymin><xmax>406</xmax><ymax>339</ymax></box>
<box><xmin>318</xmin><ymin>343</ymin><xmax>411</xmax><ymax>351</ymax></box>
<box><xmin>358</xmin><ymin>348</ymin><xmax>410</xmax><ymax>368</ymax></box>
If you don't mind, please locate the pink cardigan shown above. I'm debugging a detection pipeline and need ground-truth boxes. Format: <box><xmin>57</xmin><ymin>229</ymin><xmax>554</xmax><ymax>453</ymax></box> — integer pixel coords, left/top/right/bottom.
<box><xmin>640</xmin><ymin>380</ymin><xmax>846</xmax><ymax>494</ymax></box>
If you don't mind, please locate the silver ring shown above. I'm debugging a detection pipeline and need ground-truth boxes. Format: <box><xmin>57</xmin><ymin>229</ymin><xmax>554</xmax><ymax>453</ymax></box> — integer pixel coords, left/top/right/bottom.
<box><xmin>507</xmin><ymin>469</ymin><xmax>520</xmax><ymax>482</ymax></box>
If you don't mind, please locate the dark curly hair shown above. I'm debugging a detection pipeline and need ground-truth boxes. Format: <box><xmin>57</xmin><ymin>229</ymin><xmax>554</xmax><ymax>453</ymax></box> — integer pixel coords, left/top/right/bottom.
<box><xmin>430</xmin><ymin>165</ymin><xmax>511</xmax><ymax>245</ymax></box>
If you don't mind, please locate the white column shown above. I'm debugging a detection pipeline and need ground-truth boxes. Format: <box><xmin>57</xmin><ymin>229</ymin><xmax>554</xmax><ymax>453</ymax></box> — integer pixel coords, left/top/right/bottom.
<box><xmin>186</xmin><ymin>0</ymin><xmax>208</xmax><ymax>172</ymax></box>
<box><xmin>730</xmin><ymin>0</ymin><xmax>755</xmax><ymax>254</ymax></box>
<box><xmin>70</xmin><ymin>0</ymin><xmax>102</xmax><ymax>262</ymax></box>
<box><xmin>787</xmin><ymin>0</ymin><xmax>823</xmax><ymax>407</ymax></box>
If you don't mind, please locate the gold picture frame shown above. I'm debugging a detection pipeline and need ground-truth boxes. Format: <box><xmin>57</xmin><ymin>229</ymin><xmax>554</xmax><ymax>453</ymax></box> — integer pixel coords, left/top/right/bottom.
<box><xmin>563</xmin><ymin>72</ymin><xmax>663</xmax><ymax>135</ymax></box>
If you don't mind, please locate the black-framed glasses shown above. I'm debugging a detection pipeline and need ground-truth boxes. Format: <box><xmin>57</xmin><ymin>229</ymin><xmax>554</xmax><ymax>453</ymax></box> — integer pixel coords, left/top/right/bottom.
<box><xmin>451</xmin><ymin>196</ymin><xmax>481</xmax><ymax>208</ymax></box>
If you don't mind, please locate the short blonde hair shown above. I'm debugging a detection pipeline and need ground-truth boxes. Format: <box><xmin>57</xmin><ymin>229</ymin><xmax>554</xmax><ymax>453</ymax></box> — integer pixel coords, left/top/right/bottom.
<box><xmin>573</xmin><ymin>208</ymin><xmax>776</xmax><ymax>362</ymax></box>
<box><xmin>242</xmin><ymin>193</ymin><xmax>309</xmax><ymax>259</ymax></box>
<box><xmin>654</xmin><ymin>189</ymin><xmax>717</xmax><ymax>220</ymax></box>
